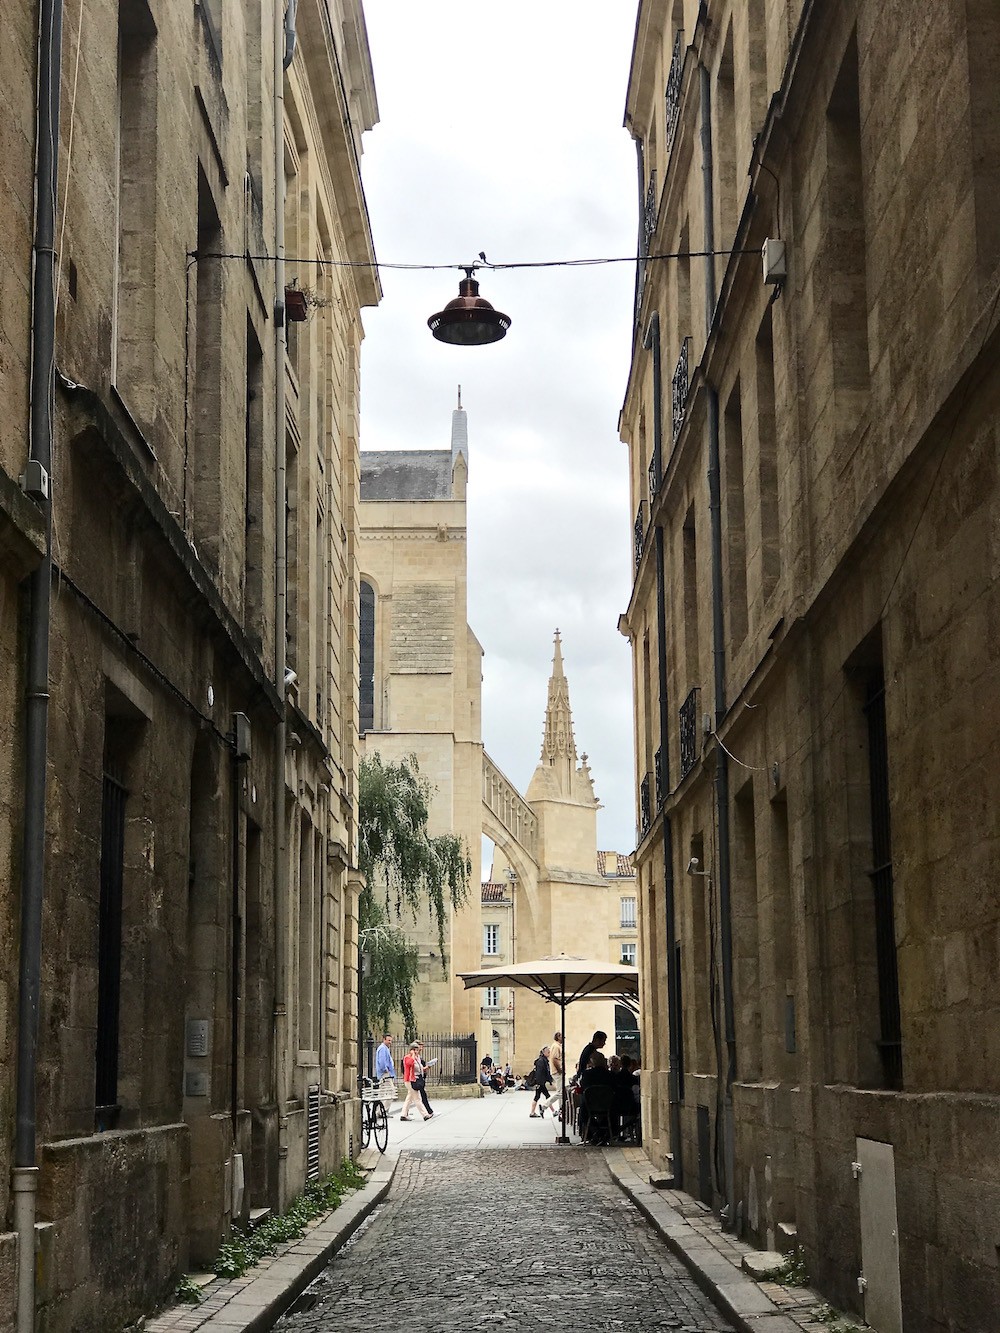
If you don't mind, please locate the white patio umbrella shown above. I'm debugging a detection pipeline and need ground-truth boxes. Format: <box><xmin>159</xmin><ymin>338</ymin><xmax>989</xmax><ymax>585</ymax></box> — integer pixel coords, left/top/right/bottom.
<box><xmin>457</xmin><ymin>953</ymin><xmax>639</xmax><ymax>1143</ymax></box>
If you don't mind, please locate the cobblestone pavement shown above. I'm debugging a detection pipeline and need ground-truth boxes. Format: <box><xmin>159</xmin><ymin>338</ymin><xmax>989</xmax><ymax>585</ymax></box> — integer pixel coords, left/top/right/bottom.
<box><xmin>275</xmin><ymin>1147</ymin><xmax>737</xmax><ymax>1333</ymax></box>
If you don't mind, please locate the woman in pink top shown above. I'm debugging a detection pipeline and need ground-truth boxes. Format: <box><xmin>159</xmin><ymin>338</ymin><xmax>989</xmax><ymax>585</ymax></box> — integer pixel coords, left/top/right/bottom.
<box><xmin>399</xmin><ymin>1042</ymin><xmax>431</xmax><ymax>1121</ymax></box>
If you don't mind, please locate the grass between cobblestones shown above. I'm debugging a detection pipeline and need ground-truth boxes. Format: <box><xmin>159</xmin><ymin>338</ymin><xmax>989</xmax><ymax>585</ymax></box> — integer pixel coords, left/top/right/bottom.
<box><xmin>171</xmin><ymin>1158</ymin><xmax>367</xmax><ymax>1300</ymax></box>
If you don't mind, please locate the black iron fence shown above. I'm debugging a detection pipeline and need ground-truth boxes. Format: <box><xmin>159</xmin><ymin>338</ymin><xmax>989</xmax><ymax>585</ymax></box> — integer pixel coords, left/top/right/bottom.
<box><xmin>679</xmin><ymin>686</ymin><xmax>700</xmax><ymax>779</ymax></box>
<box><xmin>363</xmin><ymin>1032</ymin><xmax>477</xmax><ymax>1085</ymax></box>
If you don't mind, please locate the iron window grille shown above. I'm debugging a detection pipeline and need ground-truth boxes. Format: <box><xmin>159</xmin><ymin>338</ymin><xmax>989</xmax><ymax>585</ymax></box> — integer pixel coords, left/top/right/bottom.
<box><xmin>654</xmin><ymin>745</ymin><xmax>666</xmax><ymax>805</ymax></box>
<box><xmin>671</xmin><ymin>338</ymin><xmax>690</xmax><ymax>447</ymax></box>
<box><xmin>639</xmin><ymin>774</ymin><xmax>652</xmax><ymax>836</ymax></box>
<box><xmin>634</xmin><ymin>501</ymin><xmax>646</xmax><ymax>572</ymax></box>
<box><xmin>665</xmin><ymin>29</ymin><xmax>685</xmax><ymax>154</ymax></box>
<box><xmin>648</xmin><ymin>450</ymin><xmax>660</xmax><ymax>502</ymax></box>
<box><xmin>679</xmin><ymin>686</ymin><xmax>700</xmax><ymax>779</ymax></box>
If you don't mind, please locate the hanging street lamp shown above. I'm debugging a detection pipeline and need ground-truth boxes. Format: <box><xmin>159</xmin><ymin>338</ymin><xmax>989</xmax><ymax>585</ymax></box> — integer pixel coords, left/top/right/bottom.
<box><xmin>428</xmin><ymin>266</ymin><xmax>511</xmax><ymax>345</ymax></box>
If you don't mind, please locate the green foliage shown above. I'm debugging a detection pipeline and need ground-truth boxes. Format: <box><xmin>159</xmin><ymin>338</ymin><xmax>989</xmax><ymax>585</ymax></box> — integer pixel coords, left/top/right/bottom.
<box><xmin>211</xmin><ymin>1160</ymin><xmax>364</xmax><ymax>1281</ymax></box>
<box><xmin>774</xmin><ymin>1245</ymin><xmax>811</xmax><ymax>1287</ymax></box>
<box><xmin>814</xmin><ymin>1304</ymin><xmax>864</xmax><ymax>1332</ymax></box>
<box><xmin>358</xmin><ymin>754</ymin><xmax>470</xmax><ymax>1037</ymax></box>
<box><xmin>173</xmin><ymin>1274</ymin><xmax>202</xmax><ymax>1304</ymax></box>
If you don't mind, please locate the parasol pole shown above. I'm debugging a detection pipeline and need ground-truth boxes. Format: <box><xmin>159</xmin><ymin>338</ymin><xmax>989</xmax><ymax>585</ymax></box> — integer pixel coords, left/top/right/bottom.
<box><xmin>557</xmin><ymin>973</ymin><xmax>569</xmax><ymax>1144</ymax></box>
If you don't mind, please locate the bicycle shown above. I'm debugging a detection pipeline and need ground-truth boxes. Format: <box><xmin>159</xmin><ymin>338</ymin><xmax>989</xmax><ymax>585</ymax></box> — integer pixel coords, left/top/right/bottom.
<box><xmin>360</xmin><ymin>1078</ymin><xmax>389</xmax><ymax>1153</ymax></box>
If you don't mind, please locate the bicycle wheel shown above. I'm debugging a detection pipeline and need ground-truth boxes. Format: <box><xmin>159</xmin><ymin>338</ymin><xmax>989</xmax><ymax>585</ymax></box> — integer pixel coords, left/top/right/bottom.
<box><xmin>372</xmin><ymin>1099</ymin><xmax>388</xmax><ymax>1153</ymax></box>
<box><xmin>360</xmin><ymin>1104</ymin><xmax>371</xmax><ymax>1150</ymax></box>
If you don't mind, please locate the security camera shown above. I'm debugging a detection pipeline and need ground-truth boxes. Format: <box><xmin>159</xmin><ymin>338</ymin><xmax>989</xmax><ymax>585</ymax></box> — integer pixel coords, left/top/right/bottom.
<box><xmin>283</xmin><ymin>667</ymin><xmax>297</xmax><ymax>689</ymax></box>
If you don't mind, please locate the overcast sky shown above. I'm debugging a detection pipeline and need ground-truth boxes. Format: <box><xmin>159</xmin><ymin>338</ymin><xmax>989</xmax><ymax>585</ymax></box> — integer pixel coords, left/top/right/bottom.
<box><xmin>358</xmin><ymin>1</ymin><xmax>641</xmax><ymax>856</ymax></box>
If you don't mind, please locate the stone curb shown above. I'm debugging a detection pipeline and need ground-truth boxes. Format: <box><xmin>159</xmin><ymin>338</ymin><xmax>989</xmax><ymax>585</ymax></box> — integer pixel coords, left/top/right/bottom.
<box><xmin>148</xmin><ymin>1150</ymin><xmax>400</xmax><ymax>1333</ymax></box>
<box><xmin>603</xmin><ymin>1149</ymin><xmax>801</xmax><ymax>1333</ymax></box>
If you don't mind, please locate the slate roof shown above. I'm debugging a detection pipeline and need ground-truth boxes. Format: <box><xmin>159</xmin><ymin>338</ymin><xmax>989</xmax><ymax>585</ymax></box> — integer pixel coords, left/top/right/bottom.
<box><xmin>360</xmin><ymin>450</ymin><xmax>453</xmax><ymax>501</ymax></box>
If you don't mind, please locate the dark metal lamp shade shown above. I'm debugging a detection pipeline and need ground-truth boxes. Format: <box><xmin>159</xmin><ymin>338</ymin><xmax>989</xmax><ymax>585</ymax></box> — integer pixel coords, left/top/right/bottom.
<box><xmin>428</xmin><ymin>269</ymin><xmax>511</xmax><ymax>345</ymax></box>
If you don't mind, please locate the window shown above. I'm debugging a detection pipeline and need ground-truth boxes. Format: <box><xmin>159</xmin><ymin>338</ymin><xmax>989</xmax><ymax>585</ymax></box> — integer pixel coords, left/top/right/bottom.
<box><xmin>620</xmin><ymin>896</ymin><xmax>637</xmax><ymax>929</ymax></box>
<box><xmin>359</xmin><ymin>580</ymin><xmax>375</xmax><ymax>733</ymax></box>
<box><xmin>483</xmin><ymin>924</ymin><xmax>499</xmax><ymax>956</ymax></box>
<box><xmin>485</xmin><ymin>986</ymin><xmax>499</xmax><ymax>1008</ymax></box>
<box><xmin>620</xmin><ymin>942</ymin><xmax>637</xmax><ymax>966</ymax></box>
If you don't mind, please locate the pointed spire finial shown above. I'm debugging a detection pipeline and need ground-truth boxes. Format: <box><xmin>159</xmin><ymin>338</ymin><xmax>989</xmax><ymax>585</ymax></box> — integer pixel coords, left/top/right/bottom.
<box><xmin>457</xmin><ymin>384</ymin><xmax>462</xmax><ymax>409</ymax></box>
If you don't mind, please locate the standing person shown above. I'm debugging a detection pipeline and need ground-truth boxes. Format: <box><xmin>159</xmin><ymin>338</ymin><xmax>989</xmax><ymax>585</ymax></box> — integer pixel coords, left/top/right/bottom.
<box><xmin>577</xmin><ymin>1030</ymin><xmax>608</xmax><ymax>1077</ymax></box>
<box><xmin>415</xmin><ymin>1042</ymin><xmax>434</xmax><ymax>1117</ymax></box>
<box><xmin>400</xmin><ymin>1042</ymin><xmax>432</xmax><ymax>1121</ymax></box>
<box><xmin>374</xmin><ymin>1035</ymin><xmax>396</xmax><ymax>1106</ymax></box>
<box><xmin>529</xmin><ymin>1046</ymin><xmax>552</xmax><ymax>1117</ymax></box>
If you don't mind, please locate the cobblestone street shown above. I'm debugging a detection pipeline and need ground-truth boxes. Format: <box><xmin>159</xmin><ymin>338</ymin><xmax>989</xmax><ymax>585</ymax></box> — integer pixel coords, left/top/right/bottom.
<box><xmin>275</xmin><ymin>1146</ymin><xmax>736</xmax><ymax>1333</ymax></box>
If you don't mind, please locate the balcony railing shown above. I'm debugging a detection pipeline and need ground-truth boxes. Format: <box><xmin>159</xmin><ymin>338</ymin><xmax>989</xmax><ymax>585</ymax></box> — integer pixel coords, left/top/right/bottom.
<box><xmin>654</xmin><ymin>745</ymin><xmax>666</xmax><ymax>806</ymax></box>
<box><xmin>634</xmin><ymin>500</ymin><xmax>646</xmax><ymax>572</ymax></box>
<box><xmin>665</xmin><ymin>29</ymin><xmax>684</xmax><ymax>155</ymax></box>
<box><xmin>671</xmin><ymin>337</ymin><xmax>690</xmax><ymax>446</ymax></box>
<box><xmin>648</xmin><ymin>449</ymin><xmax>660</xmax><ymax>502</ymax></box>
<box><xmin>679</xmin><ymin>686</ymin><xmax>700</xmax><ymax>779</ymax></box>
<box><xmin>639</xmin><ymin>774</ymin><xmax>651</xmax><ymax>836</ymax></box>
<box><xmin>642</xmin><ymin>170</ymin><xmax>658</xmax><ymax>256</ymax></box>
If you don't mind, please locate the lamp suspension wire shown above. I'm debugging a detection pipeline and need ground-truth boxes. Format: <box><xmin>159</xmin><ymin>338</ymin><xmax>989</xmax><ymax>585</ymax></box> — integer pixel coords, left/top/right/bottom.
<box><xmin>191</xmin><ymin>246</ymin><xmax>759</xmax><ymax>271</ymax></box>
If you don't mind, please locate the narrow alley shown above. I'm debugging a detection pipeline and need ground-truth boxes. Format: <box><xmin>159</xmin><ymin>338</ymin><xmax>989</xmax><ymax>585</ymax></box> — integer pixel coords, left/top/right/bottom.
<box><xmin>273</xmin><ymin>1099</ymin><xmax>735</xmax><ymax>1333</ymax></box>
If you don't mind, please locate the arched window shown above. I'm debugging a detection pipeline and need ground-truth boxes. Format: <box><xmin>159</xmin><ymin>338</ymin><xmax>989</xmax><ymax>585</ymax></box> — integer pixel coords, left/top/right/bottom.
<box><xmin>359</xmin><ymin>580</ymin><xmax>375</xmax><ymax>733</ymax></box>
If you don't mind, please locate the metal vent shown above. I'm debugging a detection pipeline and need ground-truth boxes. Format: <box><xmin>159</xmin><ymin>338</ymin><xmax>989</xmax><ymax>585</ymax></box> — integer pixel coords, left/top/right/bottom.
<box><xmin>306</xmin><ymin>1084</ymin><xmax>321</xmax><ymax>1181</ymax></box>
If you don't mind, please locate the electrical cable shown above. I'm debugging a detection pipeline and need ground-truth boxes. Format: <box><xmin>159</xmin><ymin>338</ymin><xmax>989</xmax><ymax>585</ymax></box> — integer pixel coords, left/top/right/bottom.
<box><xmin>191</xmin><ymin>246</ymin><xmax>759</xmax><ymax>272</ymax></box>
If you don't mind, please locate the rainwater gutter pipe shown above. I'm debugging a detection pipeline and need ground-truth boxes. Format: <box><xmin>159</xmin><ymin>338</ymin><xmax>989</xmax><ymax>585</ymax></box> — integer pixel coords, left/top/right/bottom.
<box><xmin>15</xmin><ymin>0</ymin><xmax>63</xmax><ymax>1327</ymax></box>
<box><xmin>700</xmin><ymin>58</ymin><xmax>737</xmax><ymax>1224</ymax></box>
<box><xmin>642</xmin><ymin>311</ymin><xmax>684</xmax><ymax>1188</ymax></box>
<box><xmin>273</xmin><ymin>0</ymin><xmax>295</xmax><ymax>1208</ymax></box>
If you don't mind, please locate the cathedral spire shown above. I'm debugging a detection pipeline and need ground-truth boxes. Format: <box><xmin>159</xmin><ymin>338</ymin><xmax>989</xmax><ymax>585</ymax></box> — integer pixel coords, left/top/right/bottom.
<box><xmin>526</xmin><ymin>631</ymin><xmax>599</xmax><ymax>808</ymax></box>
<box><xmin>541</xmin><ymin>629</ymin><xmax>576</xmax><ymax>766</ymax></box>
<box><xmin>450</xmin><ymin>385</ymin><xmax>468</xmax><ymax>467</ymax></box>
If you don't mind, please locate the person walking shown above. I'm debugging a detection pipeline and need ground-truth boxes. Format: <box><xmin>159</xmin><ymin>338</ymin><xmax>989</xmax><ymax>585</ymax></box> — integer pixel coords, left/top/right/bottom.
<box><xmin>529</xmin><ymin>1046</ymin><xmax>552</xmax><ymax>1117</ymax></box>
<box><xmin>400</xmin><ymin>1042</ymin><xmax>432</xmax><ymax>1122</ymax></box>
<box><xmin>541</xmin><ymin>1031</ymin><xmax>563</xmax><ymax>1116</ymax></box>
<box><xmin>415</xmin><ymin>1042</ymin><xmax>434</xmax><ymax>1117</ymax></box>
<box><xmin>374</xmin><ymin>1034</ymin><xmax>396</xmax><ymax>1106</ymax></box>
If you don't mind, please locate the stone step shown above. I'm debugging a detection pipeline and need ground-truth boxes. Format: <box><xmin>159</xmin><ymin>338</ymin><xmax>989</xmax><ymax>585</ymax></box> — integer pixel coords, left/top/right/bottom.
<box><xmin>741</xmin><ymin>1250</ymin><xmax>786</xmax><ymax>1280</ymax></box>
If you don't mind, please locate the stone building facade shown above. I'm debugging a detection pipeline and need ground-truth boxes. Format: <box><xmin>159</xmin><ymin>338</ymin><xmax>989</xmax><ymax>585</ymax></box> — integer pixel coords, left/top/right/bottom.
<box><xmin>0</xmin><ymin>2</ymin><xmax>378</xmax><ymax>1329</ymax></box>
<box><xmin>357</xmin><ymin>396</ymin><xmax>484</xmax><ymax>1036</ymax></box>
<box><xmin>481</xmin><ymin>635</ymin><xmax>639</xmax><ymax>1074</ymax></box>
<box><xmin>620</xmin><ymin>3</ymin><xmax>1000</xmax><ymax>1330</ymax></box>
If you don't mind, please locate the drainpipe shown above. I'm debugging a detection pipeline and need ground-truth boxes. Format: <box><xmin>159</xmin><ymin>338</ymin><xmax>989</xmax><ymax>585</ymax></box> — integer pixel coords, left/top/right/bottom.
<box><xmin>14</xmin><ymin>0</ymin><xmax>64</xmax><ymax>1328</ymax></box>
<box><xmin>700</xmin><ymin>59</ymin><xmax>737</xmax><ymax>1224</ymax></box>
<box><xmin>272</xmin><ymin>0</ymin><xmax>294</xmax><ymax>1208</ymax></box>
<box><xmin>642</xmin><ymin>312</ymin><xmax>684</xmax><ymax>1188</ymax></box>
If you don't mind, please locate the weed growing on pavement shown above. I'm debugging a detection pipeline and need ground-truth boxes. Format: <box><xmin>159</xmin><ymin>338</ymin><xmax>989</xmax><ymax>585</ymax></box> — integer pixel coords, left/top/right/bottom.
<box><xmin>212</xmin><ymin>1159</ymin><xmax>366</xmax><ymax>1280</ymax></box>
<box><xmin>173</xmin><ymin>1274</ymin><xmax>202</xmax><ymax>1304</ymax></box>
<box><xmin>814</xmin><ymin>1303</ymin><xmax>864</xmax><ymax>1332</ymax></box>
<box><xmin>774</xmin><ymin>1244</ymin><xmax>811</xmax><ymax>1287</ymax></box>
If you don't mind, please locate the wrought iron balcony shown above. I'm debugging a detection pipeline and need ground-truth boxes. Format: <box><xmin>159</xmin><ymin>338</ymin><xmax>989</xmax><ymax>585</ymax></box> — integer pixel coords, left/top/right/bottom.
<box><xmin>671</xmin><ymin>337</ymin><xmax>690</xmax><ymax>447</ymax></box>
<box><xmin>654</xmin><ymin>746</ymin><xmax>666</xmax><ymax>806</ymax></box>
<box><xmin>648</xmin><ymin>449</ymin><xmax>660</xmax><ymax>502</ymax></box>
<box><xmin>665</xmin><ymin>29</ymin><xmax>684</xmax><ymax>155</ymax></box>
<box><xmin>679</xmin><ymin>686</ymin><xmax>700</xmax><ymax>779</ymax></box>
<box><xmin>634</xmin><ymin>500</ymin><xmax>646</xmax><ymax>572</ymax></box>
<box><xmin>639</xmin><ymin>773</ymin><xmax>652</xmax><ymax>836</ymax></box>
<box><xmin>642</xmin><ymin>170</ymin><xmax>659</xmax><ymax>257</ymax></box>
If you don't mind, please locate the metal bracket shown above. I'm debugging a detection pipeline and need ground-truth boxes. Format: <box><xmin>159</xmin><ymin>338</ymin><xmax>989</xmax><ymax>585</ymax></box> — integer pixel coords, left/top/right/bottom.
<box><xmin>851</xmin><ymin>1160</ymin><xmax>863</xmax><ymax>1179</ymax></box>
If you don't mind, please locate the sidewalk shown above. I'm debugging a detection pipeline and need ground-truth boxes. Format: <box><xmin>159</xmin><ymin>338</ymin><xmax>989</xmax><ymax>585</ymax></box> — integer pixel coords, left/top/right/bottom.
<box><xmin>142</xmin><ymin>1094</ymin><xmax>859</xmax><ymax>1332</ymax></box>
<box><xmin>605</xmin><ymin>1145</ymin><xmax>861</xmax><ymax>1333</ymax></box>
<box><xmin>141</xmin><ymin>1150</ymin><xmax>397</xmax><ymax>1333</ymax></box>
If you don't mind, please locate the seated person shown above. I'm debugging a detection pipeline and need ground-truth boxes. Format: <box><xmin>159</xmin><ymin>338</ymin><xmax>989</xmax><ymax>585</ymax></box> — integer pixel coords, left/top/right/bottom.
<box><xmin>579</xmin><ymin>1050</ymin><xmax>612</xmax><ymax>1090</ymax></box>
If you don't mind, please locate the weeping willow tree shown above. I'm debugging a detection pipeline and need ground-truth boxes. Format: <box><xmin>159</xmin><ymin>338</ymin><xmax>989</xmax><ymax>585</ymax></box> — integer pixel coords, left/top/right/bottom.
<box><xmin>357</xmin><ymin>753</ymin><xmax>470</xmax><ymax>1039</ymax></box>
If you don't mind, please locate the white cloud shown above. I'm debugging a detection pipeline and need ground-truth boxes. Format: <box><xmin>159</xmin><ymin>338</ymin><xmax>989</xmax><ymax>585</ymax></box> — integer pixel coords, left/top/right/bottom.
<box><xmin>360</xmin><ymin>0</ymin><xmax>640</xmax><ymax>854</ymax></box>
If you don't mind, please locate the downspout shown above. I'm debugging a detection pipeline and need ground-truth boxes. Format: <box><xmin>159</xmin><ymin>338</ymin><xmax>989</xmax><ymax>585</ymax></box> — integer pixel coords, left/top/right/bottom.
<box><xmin>700</xmin><ymin>59</ymin><xmax>737</xmax><ymax>1223</ymax></box>
<box><xmin>15</xmin><ymin>0</ymin><xmax>63</xmax><ymax>1328</ymax></box>
<box><xmin>272</xmin><ymin>0</ymin><xmax>295</xmax><ymax>1207</ymax></box>
<box><xmin>642</xmin><ymin>312</ymin><xmax>684</xmax><ymax>1188</ymax></box>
